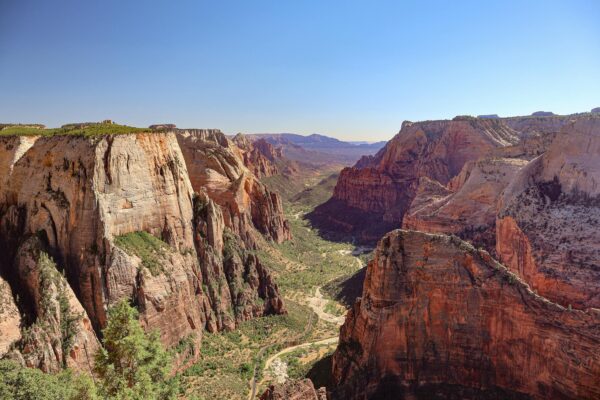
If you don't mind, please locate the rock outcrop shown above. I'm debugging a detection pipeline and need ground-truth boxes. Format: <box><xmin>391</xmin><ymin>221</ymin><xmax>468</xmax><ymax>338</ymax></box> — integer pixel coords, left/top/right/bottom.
<box><xmin>192</xmin><ymin>191</ymin><xmax>285</xmax><ymax>332</ymax></box>
<box><xmin>531</xmin><ymin>111</ymin><xmax>555</xmax><ymax>117</ymax></box>
<box><xmin>0</xmin><ymin>276</ymin><xmax>21</xmax><ymax>356</ymax></box>
<box><xmin>310</xmin><ymin>119</ymin><xmax>520</xmax><ymax>242</ymax></box>
<box><xmin>260</xmin><ymin>379</ymin><xmax>327</xmax><ymax>400</ymax></box>
<box><xmin>332</xmin><ymin>230</ymin><xmax>600</xmax><ymax>400</ymax></box>
<box><xmin>312</xmin><ymin>113</ymin><xmax>600</xmax><ymax>245</ymax></box>
<box><xmin>233</xmin><ymin>134</ymin><xmax>282</xmax><ymax>178</ymax></box>
<box><xmin>176</xmin><ymin>129</ymin><xmax>291</xmax><ymax>246</ymax></box>
<box><xmin>403</xmin><ymin>157</ymin><xmax>527</xmax><ymax>252</ymax></box>
<box><xmin>0</xmin><ymin>129</ymin><xmax>286</xmax><ymax>371</ymax></box>
<box><xmin>496</xmin><ymin>117</ymin><xmax>600</xmax><ymax>309</ymax></box>
<box><xmin>4</xmin><ymin>236</ymin><xmax>99</xmax><ymax>373</ymax></box>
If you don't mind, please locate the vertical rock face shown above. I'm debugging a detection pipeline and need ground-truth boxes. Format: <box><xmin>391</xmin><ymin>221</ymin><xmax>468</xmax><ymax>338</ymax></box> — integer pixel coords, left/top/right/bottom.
<box><xmin>176</xmin><ymin>129</ymin><xmax>291</xmax><ymax>245</ymax></box>
<box><xmin>0</xmin><ymin>130</ymin><xmax>285</xmax><ymax>371</ymax></box>
<box><xmin>233</xmin><ymin>134</ymin><xmax>281</xmax><ymax>178</ymax></box>
<box><xmin>192</xmin><ymin>191</ymin><xmax>285</xmax><ymax>332</ymax></box>
<box><xmin>6</xmin><ymin>236</ymin><xmax>100</xmax><ymax>373</ymax></box>
<box><xmin>0</xmin><ymin>136</ymin><xmax>38</xmax><ymax>203</ymax></box>
<box><xmin>310</xmin><ymin>119</ymin><xmax>520</xmax><ymax>242</ymax></box>
<box><xmin>0</xmin><ymin>276</ymin><xmax>21</xmax><ymax>356</ymax></box>
<box><xmin>332</xmin><ymin>230</ymin><xmax>600</xmax><ymax>400</ymax></box>
<box><xmin>496</xmin><ymin>117</ymin><xmax>600</xmax><ymax>309</ymax></box>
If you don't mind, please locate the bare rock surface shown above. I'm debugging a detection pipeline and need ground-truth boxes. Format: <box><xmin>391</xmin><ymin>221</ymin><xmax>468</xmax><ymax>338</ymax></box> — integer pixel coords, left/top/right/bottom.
<box><xmin>176</xmin><ymin>129</ymin><xmax>291</xmax><ymax>246</ymax></box>
<box><xmin>403</xmin><ymin>157</ymin><xmax>527</xmax><ymax>251</ymax></box>
<box><xmin>310</xmin><ymin>119</ymin><xmax>519</xmax><ymax>242</ymax></box>
<box><xmin>332</xmin><ymin>230</ymin><xmax>600</xmax><ymax>400</ymax></box>
<box><xmin>233</xmin><ymin>134</ymin><xmax>282</xmax><ymax>178</ymax></box>
<box><xmin>0</xmin><ymin>275</ymin><xmax>21</xmax><ymax>355</ymax></box>
<box><xmin>0</xmin><ymin>130</ymin><xmax>286</xmax><ymax>371</ymax></box>
<box><xmin>6</xmin><ymin>236</ymin><xmax>99</xmax><ymax>373</ymax></box>
<box><xmin>496</xmin><ymin>117</ymin><xmax>600</xmax><ymax>309</ymax></box>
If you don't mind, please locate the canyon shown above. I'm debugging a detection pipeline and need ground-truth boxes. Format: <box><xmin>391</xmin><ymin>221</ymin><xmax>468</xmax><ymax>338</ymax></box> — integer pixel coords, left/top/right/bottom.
<box><xmin>1</xmin><ymin>111</ymin><xmax>599</xmax><ymax>400</ymax></box>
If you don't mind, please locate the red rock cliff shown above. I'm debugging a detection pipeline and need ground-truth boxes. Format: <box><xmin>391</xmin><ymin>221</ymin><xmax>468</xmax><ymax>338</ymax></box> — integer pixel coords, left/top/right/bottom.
<box><xmin>332</xmin><ymin>230</ymin><xmax>600</xmax><ymax>400</ymax></box>
<box><xmin>233</xmin><ymin>134</ymin><xmax>282</xmax><ymax>178</ymax></box>
<box><xmin>310</xmin><ymin>118</ymin><xmax>519</xmax><ymax>242</ymax></box>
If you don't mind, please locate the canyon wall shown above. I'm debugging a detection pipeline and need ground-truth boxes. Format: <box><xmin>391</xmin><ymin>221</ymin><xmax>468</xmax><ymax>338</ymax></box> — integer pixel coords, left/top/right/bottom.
<box><xmin>332</xmin><ymin>230</ymin><xmax>600</xmax><ymax>400</ymax></box>
<box><xmin>403</xmin><ymin>157</ymin><xmax>527</xmax><ymax>252</ymax></box>
<box><xmin>496</xmin><ymin>117</ymin><xmax>600</xmax><ymax>309</ymax></box>
<box><xmin>311</xmin><ymin>113</ymin><xmax>600</xmax><ymax>244</ymax></box>
<box><xmin>176</xmin><ymin>129</ymin><xmax>291</xmax><ymax>246</ymax></box>
<box><xmin>310</xmin><ymin>118</ymin><xmax>520</xmax><ymax>242</ymax></box>
<box><xmin>0</xmin><ymin>130</ymin><xmax>286</xmax><ymax>372</ymax></box>
<box><xmin>233</xmin><ymin>134</ymin><xmax>282</xmax><ymax>178</ymax></box>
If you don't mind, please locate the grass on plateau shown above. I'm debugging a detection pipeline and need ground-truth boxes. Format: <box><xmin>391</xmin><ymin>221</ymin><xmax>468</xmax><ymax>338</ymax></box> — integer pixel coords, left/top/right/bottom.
<box><xmin>0</xmin><ymin>123</ymin><xmax>150</xmax><ymax>137</ymax></box>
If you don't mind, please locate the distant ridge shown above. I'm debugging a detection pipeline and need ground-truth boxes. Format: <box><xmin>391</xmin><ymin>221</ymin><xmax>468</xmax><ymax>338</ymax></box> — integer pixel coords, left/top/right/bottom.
<box><xmin>243</xmin><ymin>132</ymin><xmax>386</xmax><ymax>166</ymax></box>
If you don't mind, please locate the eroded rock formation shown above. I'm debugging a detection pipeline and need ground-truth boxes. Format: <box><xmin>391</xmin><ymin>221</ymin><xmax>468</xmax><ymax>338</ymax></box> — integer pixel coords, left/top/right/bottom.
<box><xmin>233</xmin><ymin>134</ymin><xmax>282</xmax><ymax>178</ymax></box>
<box><xmin>403</xmin><ymin>157</ymin><xmax>527</xmax><ymax>251</ymax></box>
<box><xmin>176</xmin><ymin>129</ymin><xmax>291</xmax><ymax>246</ymax></box>
<box><xmin>4</xmin><ymin>236</ymin><xmax>99</xmax><ymax>373</ymax></box>
<box><xmin>496</xmin><ymin>117</ymin><xmax>600</xmax><ymax>309</ymax></box>
<box><xmin>332</xmin><ymin>230</ymin><xmax>600</xmax><ymax>400</ymax></box>
<box><xmin>0</xmin><ymin>130</ymin><xmax>286</xmax><ymax>371</ymax></box>
<box><xmin>311</xmin><ymin>118</ymin><xmax>520</xmax><ymax>242</ymax></box>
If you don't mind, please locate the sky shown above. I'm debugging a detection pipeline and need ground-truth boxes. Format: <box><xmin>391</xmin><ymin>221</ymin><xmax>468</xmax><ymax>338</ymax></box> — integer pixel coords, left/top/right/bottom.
<box><xmin>0</xmin><ymin>1</ymin><xmax>599</xmax><ymax>141</ymax></box>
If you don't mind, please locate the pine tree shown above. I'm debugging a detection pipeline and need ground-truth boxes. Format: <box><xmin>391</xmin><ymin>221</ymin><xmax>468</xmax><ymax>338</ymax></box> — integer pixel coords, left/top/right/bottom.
<box><xmin>94</xmin><ymin>300</ymin><xmax>177</xmax><ymax>400</ymax></box>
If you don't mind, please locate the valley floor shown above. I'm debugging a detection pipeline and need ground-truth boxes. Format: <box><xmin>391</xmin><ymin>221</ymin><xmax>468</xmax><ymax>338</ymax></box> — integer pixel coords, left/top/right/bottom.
<box><xmin>180</xmin><ymin>172</ymin><xmax>370</xmax><ymax>400</ymax></box>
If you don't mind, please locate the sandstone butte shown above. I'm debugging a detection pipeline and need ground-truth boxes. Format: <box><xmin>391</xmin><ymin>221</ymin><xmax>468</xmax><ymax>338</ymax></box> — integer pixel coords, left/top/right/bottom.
<box><xmin>0</xmin><ymin>128</ymin><xmax>288</xmax><ymax>372</ymax></box>
<box><xmin>331</xmin><ymin>229</ymin><xmax>600</xmax><ymax>400</ymax></box>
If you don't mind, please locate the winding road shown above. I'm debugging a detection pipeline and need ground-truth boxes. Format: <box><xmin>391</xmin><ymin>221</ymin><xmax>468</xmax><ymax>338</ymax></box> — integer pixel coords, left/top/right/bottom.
<box><xmin>247</xmin><ymin>226</ymin><xmax>366</xmax><ymax>399</ymax></box>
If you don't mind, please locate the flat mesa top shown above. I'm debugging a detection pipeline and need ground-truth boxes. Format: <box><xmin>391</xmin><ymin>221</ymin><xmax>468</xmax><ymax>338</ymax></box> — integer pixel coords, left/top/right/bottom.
<box><xmin>0</xmin><ymin>123</ymin><xmax>152</xmax><ymax>137</ymax></box>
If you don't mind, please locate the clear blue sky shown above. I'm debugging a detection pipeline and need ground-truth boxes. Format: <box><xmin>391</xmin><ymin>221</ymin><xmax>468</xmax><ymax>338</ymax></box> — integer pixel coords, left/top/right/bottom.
<box><xmin>1</xmin><ymin>0</ymin><xmax>598</xmax><ymax>141</ymax></box>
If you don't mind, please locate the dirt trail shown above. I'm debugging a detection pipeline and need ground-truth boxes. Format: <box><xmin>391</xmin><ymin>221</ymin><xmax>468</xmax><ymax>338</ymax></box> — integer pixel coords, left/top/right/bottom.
<box><xmin>247</xmin><ymin>209</ymin><xmax>367</xmax><ymax>399</ymax></box>
<box><xmin>262</xmin><ymin>336</ymin><xmax>339</xmax><ymax>378</ymax></box>
<box><xmin>306</xmin><ymin>286</ymin><xmax>345</xmax><ymax>325</ymax></box>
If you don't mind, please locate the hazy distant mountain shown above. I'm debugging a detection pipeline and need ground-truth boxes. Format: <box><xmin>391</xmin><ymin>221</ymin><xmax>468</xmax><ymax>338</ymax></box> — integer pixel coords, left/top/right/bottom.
<box><xmin>245</xmin><ymin>133</ymin><xmax>386</xmax><ymax>166</ymax></box>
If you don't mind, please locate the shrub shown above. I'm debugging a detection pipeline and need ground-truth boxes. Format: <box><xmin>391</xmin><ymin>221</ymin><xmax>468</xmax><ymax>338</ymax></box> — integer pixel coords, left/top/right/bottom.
<box><xmin>0</xmin><ymin>360</ymin><xmax>96</xmax><ymax>400</ymax></box>
<box><xmin>94</xmin><ymin>300</ymin><xmax>177</xmax><ymax>400</ymax></box>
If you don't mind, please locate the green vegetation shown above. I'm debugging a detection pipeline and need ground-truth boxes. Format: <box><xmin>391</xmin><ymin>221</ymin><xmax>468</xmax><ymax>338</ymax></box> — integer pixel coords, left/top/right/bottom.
<box><xmin>291</xmin><ymin>173</ymin><xmax>339</xmax><ymax>209</ymax></box>
<box><xmin>95</xmin><ymin>300</ymin><xmax>177</xmax><ymax>400</ymax></box>
<box><xmin>222</xmin><ymin>227</ymin><xmax>242</xmax><ymax>262</ymax></box>
<box><xmin>114</xmin><ymin>231</ymin><xmax>169</xmax><ymax>276</ymax></box>
<box><xmin>278</xmin><ymin>346</ymin><xmax>335</xmax><ymax>383</ymax></box>
<box><xmin>262</xmin><ymin>165</ymin><xmax>340</xmax><ymax>204</ymax></box>
<box><xmin>0</xmin><ymin>123</ymin><xmax>150</xmax><ymax>137</ymax></box>
<box><xmin>255</xmin><ymin>213</ymin><xmax>360</xmax><ymax>294</ymax></box>
<box><xmin>0</xmin><ymin>360</ymin><xmax>97</xmax><ymax>400</ymax></box>
<box><xmin>181</xmin><ymin>301</ymin><xmax>313</xmax><ymax>400</ymax></box>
